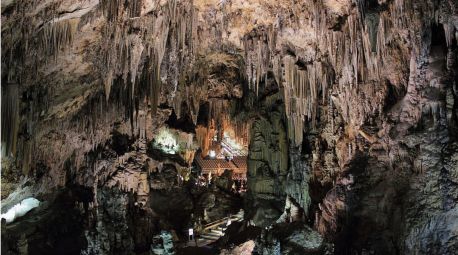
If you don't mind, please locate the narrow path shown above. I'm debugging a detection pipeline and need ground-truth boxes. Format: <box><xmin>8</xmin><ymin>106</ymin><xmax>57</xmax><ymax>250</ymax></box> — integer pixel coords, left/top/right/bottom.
<box><xmin>187</xmin><ymin>209</ymin><xmax>244</xmax><ymax>247</ymax></box>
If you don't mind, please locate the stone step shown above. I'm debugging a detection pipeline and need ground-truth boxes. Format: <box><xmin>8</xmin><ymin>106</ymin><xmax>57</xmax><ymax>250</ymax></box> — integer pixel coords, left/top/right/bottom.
<box><xmin>210</xmin><ymin>229</ymin><xmax>223</xmax><ymax>235</ymax></box>
<box><xmin>200</xmin><ymin>233</ymin><xmax>220</xmax><ymax>240</ymax></box>
<box><xmin>196</xmin><ymin>238</ymin><xmax>214</xmax><ymax>247</ymax></box>
<box><xmin>185</xmin><ymin>211</ymin><xmax>245</xmax><ymax>247</ymax></box>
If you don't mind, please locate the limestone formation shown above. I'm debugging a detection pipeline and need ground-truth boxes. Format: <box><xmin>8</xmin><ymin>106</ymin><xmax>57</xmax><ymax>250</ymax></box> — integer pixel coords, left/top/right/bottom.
<box><xmin>1</xmin><ymin>0</ymin><xmax>457</xmax><ymax>254</ymax></box>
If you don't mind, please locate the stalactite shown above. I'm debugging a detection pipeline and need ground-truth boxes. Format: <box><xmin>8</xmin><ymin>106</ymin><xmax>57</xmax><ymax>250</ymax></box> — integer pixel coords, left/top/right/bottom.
<box><xmin>240</xmin><ymin>0</ymin><xmax>439</xmax><ymax>146</ymax></box>
<box><xmin>98</xmin><ymin>0</ymin><xmax>199</xmax><ymax>124</ymax></box>
<box><xmin>100</xmin><ymin>0</ymin><xmax>122</xmax><ymax>22</ymax></box>
<box><xmin>128</xmin><ymin>0</ymin><xmax>143</xmax><ymax>18</ymax></box>
<box><xmin>2</xmin><ymin>0</ymin><xmax>448</xmax><ymax>197</ymax></box>
<box><xmin>196</xmin><ymin>124</ymin><xmax>216</xmax><ymax>157</ymax></box>
<box><xmin>221</xmin><ymin>115</ymin><xmax>251</xmax><ymax>149</ymax></box>
<box><xmin>243</xmin><ymin>25</ymin><xmax>276</xmax><ymax>95</ymax></box>
<box><xmin>104</xmin><ymin>71</ymin><xmax>113</xmax><ymax>101</ymax></box>
<box><xmin>190</xmin><ymin>90</ymin><xmax>200</xmax><ymax>124</ymax></box>
<box><xmin>149</xmin><ymin>53</ymin><xmax>162</xmax><ymax>117</ymax></box>
<box><xmin>282</xmin><ymin>55</ymin><xmax>332</xmax><ymax>145</ymax></box>
<box><xmin>443</xmin><ymin>23</ymin><xmax>456</xmax><ymax>48</ymax></box>
<box><xmin>39</xmin><ymin>18</ymin><xmax>79</xmax><ymax>60</ymax></box>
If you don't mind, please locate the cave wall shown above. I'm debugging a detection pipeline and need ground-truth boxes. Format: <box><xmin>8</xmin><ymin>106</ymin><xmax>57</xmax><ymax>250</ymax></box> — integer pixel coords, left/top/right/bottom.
<box><xmin>240</xmin><ymin>0</ymin><xmax>458</xmax><ymax>253</ymax></box>
<box><xmin>1</xmin><ymin>0</ymin><xmax>458</xmax><ymax>254</ymax></box>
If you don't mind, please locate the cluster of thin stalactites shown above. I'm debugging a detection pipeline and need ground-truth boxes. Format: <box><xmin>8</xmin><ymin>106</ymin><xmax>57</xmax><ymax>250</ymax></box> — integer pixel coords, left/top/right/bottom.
<box><xmin>242</xmin><ymin>0</ymin><xmax>455</xmax><ymax>146</ymax></box>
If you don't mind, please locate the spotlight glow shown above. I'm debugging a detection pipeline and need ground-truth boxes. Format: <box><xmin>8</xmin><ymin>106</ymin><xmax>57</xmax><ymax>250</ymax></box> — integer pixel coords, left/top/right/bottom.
<box><xmin>155</xmin><ymin>128</ymin><xmax>179</xmax><ymax>154</ymax></box>
<box><xmin>1</xmin><ymin>198</ymin><xmax>40</xmax><ymax>223</ymax></box>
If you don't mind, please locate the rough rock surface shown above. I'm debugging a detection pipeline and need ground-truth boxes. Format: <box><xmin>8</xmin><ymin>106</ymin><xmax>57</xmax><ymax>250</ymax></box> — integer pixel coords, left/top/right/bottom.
<box><xmin>2</xmin><ymin>0</ymin><xmax>458</xmax><ymax>254</ymax></box>
<box><xmin>256</xmin><ymin>222</ymin><xmax>328</xmax><ymax>255</ymax></box>
<box><xmin>246</xmin><ymin>93</ymin><xmax>289</xmax><ymax>227</ymax></box>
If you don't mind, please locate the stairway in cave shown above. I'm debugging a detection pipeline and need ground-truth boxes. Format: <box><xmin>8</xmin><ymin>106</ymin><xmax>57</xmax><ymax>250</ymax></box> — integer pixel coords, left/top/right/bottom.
<box><xmin>189</xmin><ymin>209</ymin><xmax>244</xmax><ymax>247</ymax></box>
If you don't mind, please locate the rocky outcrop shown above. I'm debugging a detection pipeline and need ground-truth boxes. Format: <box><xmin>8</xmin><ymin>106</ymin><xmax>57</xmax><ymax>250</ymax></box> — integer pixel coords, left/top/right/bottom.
<box><xmin>151</xmin><ymin>231</ymin><xmax>176</xmax><ymax>255</ymax></box>
<box><xmin>1</xmin><ymin>189</ymin><xmax>88</xmax><ymax>255</ymax></box>
<box><xmin>246</xmin><ymin>93</ymin><xmax>289</xmax><ymax>227</ymax></box>
<box><xmin>220</xmin><ymin>240</ymin><xmax>255</xmax><ymax>255</ymax></box>
<box><xmin>83</xmin><ymin>188</ymin><xmax>135</xmax><ymax>254</ymax></box>
<box><xmin>285</xmin><ymin>148</ymin><xmax>312</xmax><ymax>220</ymax></box>
<box><xmin>256</xmin><ymin>222</ymin><xmax>329</xmax><ymax>255</ymax></box>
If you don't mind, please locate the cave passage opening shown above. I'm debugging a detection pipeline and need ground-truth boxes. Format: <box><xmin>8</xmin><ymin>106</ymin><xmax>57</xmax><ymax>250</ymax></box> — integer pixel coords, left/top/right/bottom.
<box><xmin>193</xmin><ymin>105</ymin><xmax>250</xmax><ymax>194</ymax></box>
<box><xmin>150</xmin><ymin>92</ymin><xmax>253</xmax><ymax>249</ymax></box>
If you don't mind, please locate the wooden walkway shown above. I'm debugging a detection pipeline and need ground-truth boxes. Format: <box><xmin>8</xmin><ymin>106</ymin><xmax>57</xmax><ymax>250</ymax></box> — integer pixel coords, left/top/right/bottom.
<box><xmin>187</xmin><ymin>209</ymin><xmax>244</xmax><ymax>247</ymax></box>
